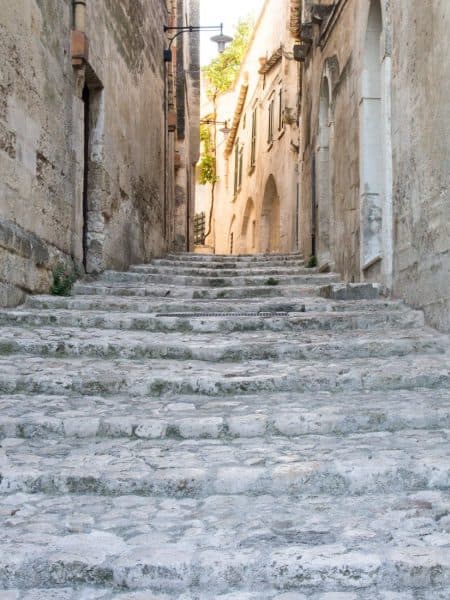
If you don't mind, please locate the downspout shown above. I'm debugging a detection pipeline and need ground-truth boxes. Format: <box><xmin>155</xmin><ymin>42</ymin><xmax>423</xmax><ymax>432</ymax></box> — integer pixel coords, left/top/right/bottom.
<box><xmin>73</xmin><ymin>0</ymin><xmax>86</xmax><ymax>33</ymax></box>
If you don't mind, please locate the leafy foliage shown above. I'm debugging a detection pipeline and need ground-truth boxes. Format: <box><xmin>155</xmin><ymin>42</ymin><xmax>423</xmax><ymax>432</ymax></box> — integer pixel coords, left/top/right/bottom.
<box><xmin>198</xmin><ymin>153</ymin><xmax>217</xmax><ymax>185</ymax></box>
<box><xmin>198</xmin><ymin>124</ymin><xmax>218</xmax><ymax>185</ymax></box>
<box><xmin>50</xmin><ymin>264</ymin><xmax>76</xmax><ymax>296</ymax></box>
<box><xmin>265</xmin><ymin>277</ymin><xmax>279</xmax><ymax>286</ymax></box>
<box><xmin>306</xmin><ymin>255</ymin><xmax>318</xmax><ymax>268</ymax></box>
<box><xmin>203</xmin><ymin>19</ymin><xmax>253</xmax><ymax>96</ymax></box>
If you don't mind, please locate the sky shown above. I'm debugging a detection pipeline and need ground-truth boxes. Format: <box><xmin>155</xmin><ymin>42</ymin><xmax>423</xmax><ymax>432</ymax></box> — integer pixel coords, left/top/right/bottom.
<box><xmin>200</xmin><ymin>0</ymin><xmax>264</xmax><ymax>65</ymax></box>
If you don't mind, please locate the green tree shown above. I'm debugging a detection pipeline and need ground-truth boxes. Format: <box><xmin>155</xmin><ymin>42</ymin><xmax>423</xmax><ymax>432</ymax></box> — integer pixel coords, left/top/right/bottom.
<box><xmin>203</xmin><ymin>19</ymin><xmax>253</xmax><ymax>97</ymax></box>
<box><xmin>198</xmin><ymin>124</ymin><xmax>218</xmax><ymax>185</ymax></box>
<box><xmin>199</xmin><ymin>19</ymin><xmax>253</xmax><ymax>240</ymax></box>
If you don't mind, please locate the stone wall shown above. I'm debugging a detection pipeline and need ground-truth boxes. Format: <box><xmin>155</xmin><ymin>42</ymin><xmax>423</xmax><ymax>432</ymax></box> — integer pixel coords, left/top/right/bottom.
<box><xmin>173</xmin><ymin>0</ymin><xmax>200</xmax><ymax>251</ymax></box>
<box><xmin>86</xmin><ymin>0</ymin><xmax>169</xmax><ymax>272</ymax></box>
<box><xmin>0</xmin><ymin>0</ymin><xmax>76</xmax><ymax>304</ymax></box>
<box><xmin>0</xmin><ymin>0</ymin><xmax>192</xmax><ymax>305</ymax></box>
<box><xmin>297</xmin><ymin>0</ymin><xmax>450</xmax><ymax>331</ymax></box>
<box><xmin>390</xmin><ymin>0</ymin><xmax>450</xmax><ymax>331</ymax></box>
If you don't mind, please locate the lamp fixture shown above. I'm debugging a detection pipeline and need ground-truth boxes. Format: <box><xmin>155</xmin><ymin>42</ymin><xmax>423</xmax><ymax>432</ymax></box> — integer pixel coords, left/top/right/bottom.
<box><xmin>200</xmin><ymin>119</ymin><xmax>230</xmax><ymax>137</ymax></box>
<box><xmin>164</xmin><ymin>23</ymin><xmax>232</xmax><ymax>62</ymax></box>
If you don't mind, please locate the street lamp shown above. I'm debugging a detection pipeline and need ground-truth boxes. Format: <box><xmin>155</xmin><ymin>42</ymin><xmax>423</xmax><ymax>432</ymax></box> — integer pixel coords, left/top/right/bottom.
<box><xmin>200</xmin><ymin>119</ymin><xmax>230</xmax><ymax>138</ymax></box>
<box><xmin>164</xmin><ymin>23</ymin><xmax>233</xmax><ymax>62</ymax></box>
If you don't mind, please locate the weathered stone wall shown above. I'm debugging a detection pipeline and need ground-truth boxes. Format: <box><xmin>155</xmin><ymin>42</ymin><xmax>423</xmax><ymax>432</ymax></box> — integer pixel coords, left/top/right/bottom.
<box><xmin>299</xmin><ymin>0</ymin><xmax>367</xmax><ymax>279</ymax></box>
<box><xmin>85</xmin><ymin>0</ymin><xmax>169</xmax><ymax>271</ymax></box>
<box><xmin>0</xmin><ymin>0</ymin><xmax>75</xmax><ymax>304</ymax></box>
<box><xmin>390</xmin><ymin>0</ymin><xmax>450</xmax><ymax>331</ymax></box>
<box><xmin>298</xmin><ymin>0</ymin><xmax>450</xmax><ymax>330</ymax></box>
<box><xmin>0</xmin><ymin>0</ymin><xmax>186</xmax><ymax>305</ymax></box>
<box><xmin>173</xmin><ymin>0</ymin><xmax>200</xmax><ymax>251</ymax></box>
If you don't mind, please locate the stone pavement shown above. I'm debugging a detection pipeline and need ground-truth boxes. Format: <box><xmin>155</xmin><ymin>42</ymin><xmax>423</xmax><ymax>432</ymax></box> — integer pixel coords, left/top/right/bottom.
<box><xmin>0</xmin><ymin>253</ymin><xmax>449</xmax><ymax>598</ymax></box>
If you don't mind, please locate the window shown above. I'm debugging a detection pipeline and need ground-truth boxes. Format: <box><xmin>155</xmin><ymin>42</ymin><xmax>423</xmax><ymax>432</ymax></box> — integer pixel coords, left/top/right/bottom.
<box><xmin>250</xmin><ymin>108</ymin><xmax>257</xmax><ymax>168</ymax></box>
<box><xmin>238</xmin><ymin>145</ymin><xmax>244</xmax><ymax>189</ymax></box>
<box><xmin>234</xmin><ymin>140</ymin><xmax>239</xmax><ymax>194</ymax></box>
<box><xmin>234</xmin><ymin>139</ymin><xmax>244</xmax><ymax>194</ymax></box>
<box><xmin>278</xmin><ymin>87</ymin><xmax>284</xmax><ymax>131</ymax></box>
<box><xmin>267</xmin><ymin>98</ymin><xmax>275</xmax><ymax>144</ymax></box>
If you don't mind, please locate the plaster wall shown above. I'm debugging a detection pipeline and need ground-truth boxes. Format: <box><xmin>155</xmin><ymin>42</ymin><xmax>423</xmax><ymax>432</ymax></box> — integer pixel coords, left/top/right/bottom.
<box><xmin>201</xmin><ymin>0</ymin><xmax>300</xmax><ymax>255</ymax></box>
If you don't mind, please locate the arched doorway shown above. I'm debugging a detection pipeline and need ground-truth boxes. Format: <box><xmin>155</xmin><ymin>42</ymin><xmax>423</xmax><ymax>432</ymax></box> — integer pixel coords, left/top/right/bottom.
<box><xmin>359</xmin><ymin>0</ymin><xmax>392</xmax><ymax>284</ymax></box>
<box><xmin>228</xmin><ymin>215</ymin><xmax>236</xmax><ymax>255</ymax></box>
<box><xmin>316</xmin><ymin>77</ymin><xmax>332</xmax><ymax>265</ymax></box>
<box><xmin>240</xmin><ymin>198</ymin><xmax>256</xmax><ymax>253</ymax></box>
<box><xmin>260</xmin><ymin>176</ymin><xmax>280</xmax><ymax>253</ymax></box>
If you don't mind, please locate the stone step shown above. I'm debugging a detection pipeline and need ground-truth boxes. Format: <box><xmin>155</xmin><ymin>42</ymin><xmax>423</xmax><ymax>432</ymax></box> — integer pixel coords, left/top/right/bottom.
<box><xmin>148</xmin><ymin>258</ymin><xmax>307</xmax><ymax>269</ymax></box>
<box><xmin>0</xmin><ymin>491</ymin><xmax>449</xmax><ymax>594</ymax></box>
<box><xmin>24</xmin><ymin>294</ymin><xmax>404</xmax><ymax>315</ymax></box>
<box><xmin>99</xmin><ymin>271</ymin><xmax>341</xmax><ymax>288</ymax></box>
<box><xmin>0</xmin><ymin>327</ymin><xmax>445</xmax><ymax>363</ymax></box>
<box><xmin>164</xmin><ymin>252</ymin><xmax>304</xmax><ymax>262</ymax></box>
<box><xmin>1</xmin><ymin>388</ymin><xmax>450</xmax><ymax>441</ymax></box>
<box><xmin>0</xmin><ymin>354</ymin><xmax>448</xmax><ymax>397</ymax></box>
<box><xmin>131</xmin><ymin>265</ymin><xmax>309</xmax><ymax>277</ymax></box>
<box><xmin>0</xmin><ymin>585</ymin><xmax>447</xmax><ymax>597</ymax></box>
<box><xmin>1</xmin><ymin>428</ymin><xmax>449</xmax><ymax>497</ymax></box>
<box><xmin>0</xmin><ymin>308</ymin><xmax>426</xmax><ymax>333</ymax></box>
<box><xmin>72</xmin><ymin>282</ymin><xmax>321</xmax><ymax>299</ymax></box>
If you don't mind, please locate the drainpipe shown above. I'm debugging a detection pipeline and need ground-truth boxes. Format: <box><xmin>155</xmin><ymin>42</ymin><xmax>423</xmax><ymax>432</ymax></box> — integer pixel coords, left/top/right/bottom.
<box><xmin>71</xmin><ymin>1</ymin><xmax>88</xmax><ymax>71</ymax></box>
<box><xmin>73</xmin><ymin>0</ymin><xmax>86</xmax><ymax>32</ymax></box>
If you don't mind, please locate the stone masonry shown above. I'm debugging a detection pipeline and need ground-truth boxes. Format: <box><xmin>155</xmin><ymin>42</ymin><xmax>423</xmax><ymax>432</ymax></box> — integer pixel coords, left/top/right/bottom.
<box><xmin>0</xmin><ymin>253</ymin><xmax>449</xmax><ymax>597</ymax></box>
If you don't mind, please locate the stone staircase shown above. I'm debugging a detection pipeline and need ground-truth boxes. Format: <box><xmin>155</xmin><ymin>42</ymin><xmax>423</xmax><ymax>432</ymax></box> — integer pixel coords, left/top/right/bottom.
<box><xmin>0</xmin><ymin>252</ymin><xmax>449</xmax><ymax>599</ymax></box>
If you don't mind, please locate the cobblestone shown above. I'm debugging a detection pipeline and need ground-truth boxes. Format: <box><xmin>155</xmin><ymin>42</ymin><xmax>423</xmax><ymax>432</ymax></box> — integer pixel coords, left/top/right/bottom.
<box><xmin>0</xmin><ymin>253</ymin><xmax>448</xmax><ymax>596</ymax></box>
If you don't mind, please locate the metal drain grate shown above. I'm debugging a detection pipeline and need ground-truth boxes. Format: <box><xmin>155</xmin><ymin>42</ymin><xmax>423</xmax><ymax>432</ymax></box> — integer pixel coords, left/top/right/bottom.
<box><xmin>155</xmin><ymin>311</ymin><xmax>290</xmax><ymax>318</ymax></box>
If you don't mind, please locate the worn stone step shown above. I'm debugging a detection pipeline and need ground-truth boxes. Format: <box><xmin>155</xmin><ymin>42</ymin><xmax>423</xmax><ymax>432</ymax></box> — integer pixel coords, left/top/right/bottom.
<box><xmin>0</xmin><ymin>327</ymin><xmax>445</xmax><ymax>363</ymax></box>
<box><xmin>1</xmin><ymin>429</ymin><xmax>449</xmax><ymax>497</ymax></box>
<box><xmin>24</xmin><ymin>294</ymin><xmax>405</xmax><ymax>315</ymax></box>
<box><xmin>130</xmin><ymin>264</ymin><xmax>309</xmax><ymax>277</ymax></box>
<box><xmin>152</xmin><ymin>256</ymin><xmax>306</xmax><ymax>267</ymax></box>
<box><xmin>0</xmin><ymin>491</ymin><xmax>449</xmax><ymax>594</ymax></box>
<box><xmin>99</xmin><ymin>271</ymin><xmax>341</xmax><ymax>288</ymax></box>
<box><xmin>0</xmin><ymin>307</ymin><xmax>425</xmax><ymax>334</ymax></box>
<box><xmin>0</xmin><ymin>586</ymin><xmax>447</xmax><ymax>598</ymax></box>
<box><xmin>1</xmin><ymin>388</ymin><xmax>450</xmax><ymax>441</ymax></box>
<box><xmin>164</xmin><ymin>252</ymin><xmax>304</xmax><ymax>262</ymax></box>
<box><xmin>0</xmin><ymin>353</ymin><xmax>448</xmax><ymax>398</ymax></box>
<box><xmin>72</xmin><ymin>282</ymin><xmax>321</xmax><ymax>299</ymax></box>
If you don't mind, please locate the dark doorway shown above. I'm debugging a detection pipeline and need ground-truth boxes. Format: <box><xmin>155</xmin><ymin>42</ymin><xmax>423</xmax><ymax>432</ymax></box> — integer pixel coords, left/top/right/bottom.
<box><xmin>311</xmin><ymin>154</ymin><xmax>317</xmax><ymax>257</ymax></box>
<box><xmin>82</xmin><ymin>84</ymin><xmax>90</xmax><ymax>272</ymax></box>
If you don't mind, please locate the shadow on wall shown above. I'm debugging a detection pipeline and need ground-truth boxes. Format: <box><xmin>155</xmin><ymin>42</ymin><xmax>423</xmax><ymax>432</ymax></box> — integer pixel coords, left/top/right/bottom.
<box><xmin>260</xmin><ymin>175</ymin><xmax>280</xmax><ymax>253</ymax></box>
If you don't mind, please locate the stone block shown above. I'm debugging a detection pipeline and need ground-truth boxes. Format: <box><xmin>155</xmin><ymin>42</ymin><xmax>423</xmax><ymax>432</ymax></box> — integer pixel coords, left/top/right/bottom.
<box><xmin>319</xmin><ymin>283</ymin><xmax>380</xmax><ymax>301</ymax></box>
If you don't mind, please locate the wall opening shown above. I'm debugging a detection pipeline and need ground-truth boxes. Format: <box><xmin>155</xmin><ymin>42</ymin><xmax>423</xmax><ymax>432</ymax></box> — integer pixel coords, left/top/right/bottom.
<box><xmin>241</xmin><ymin>197</ymin><xmax>256</xmax><ymax>253</ymax></box>
<box><xmin>228</xmin><ymin>215</ymin><xmax>236</xmax><ymax>255</ymax></box>
<box><xmin>82</xmin><ymin>84</ymin><xmax>90</xmax><ymax>272</ymax></box>
<box><xmin>260</xmin><ymin>175</ymin><xmax>280</xmax><ymax>253</ymax></box>
<box><xmin>316</xmin><ymin>77</ymin><xmax>332</xmax><ymax>265</ymax></box>
<box><xmin>82</xmin><ymin>68</ymin><xmax>104</xmax><ymax>273</ymax></box>
<box><xmin>359</xmin><ymin>0</ymin><xmax>384</xmax><ymax>278</ymax></box>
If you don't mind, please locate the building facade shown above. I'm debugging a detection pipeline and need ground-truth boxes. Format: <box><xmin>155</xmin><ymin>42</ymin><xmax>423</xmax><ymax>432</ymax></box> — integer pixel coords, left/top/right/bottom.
<box><xmin>0</xmin><ymin>0</ymin><xmax>199</xmax><ymax>306</ymax></box>
<box><xmin>295</xmin><ymin>0</ymin><xmax>450</xmax><ymax>331</ymax></box>
<box><xmin>199</xmin><ymin>0</ymin><xmax>301</xmax><ymax>255</ymax></box>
